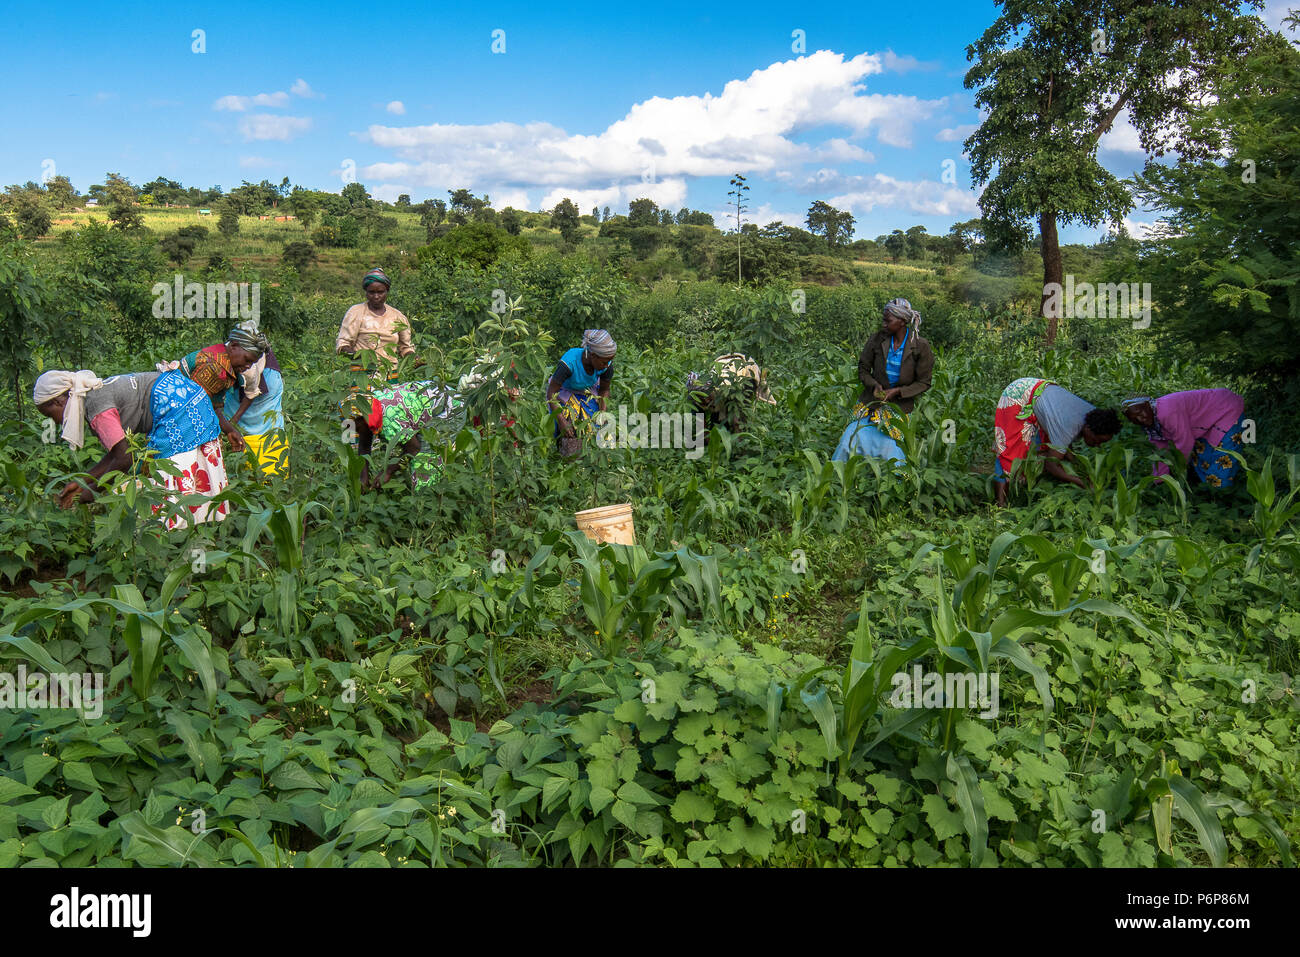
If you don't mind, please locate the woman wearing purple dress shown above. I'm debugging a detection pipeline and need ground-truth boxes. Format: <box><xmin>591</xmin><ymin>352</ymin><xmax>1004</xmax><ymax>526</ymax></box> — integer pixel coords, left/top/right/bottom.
<box><xmin>1122</xmin><ymin>389</ymin><xmax>1247</xmax><ymax>489</ymax></box>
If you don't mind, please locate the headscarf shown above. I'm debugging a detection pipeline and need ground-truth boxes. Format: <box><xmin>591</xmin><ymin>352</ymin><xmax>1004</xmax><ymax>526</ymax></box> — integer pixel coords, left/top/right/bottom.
<box><xmin>363</xmin><ymin>267</ymin><xmax>391</xmax><ymax>290</ymax></box>
<box><xmin>226</xmin><ymin>324</ymin><xmax>269</xmax><ymax>359</ymax></box>
<box><xmin>33</xmin><ymin>370</ymin><xmax>104</xmax><ymax>450</ymax></box>
<box><xmin>1122</xmin><ymin>396</ymin><xmax>1164</xmax><ymax>441</ymax></box>
<box><xmin>884</xmin><ymin>298</ymin><xmax>922</xmax><ymax>334</ymax></box>
<box><xmin>582</xmin><ymin>329</ymin><xmax>617</xmax><ymax>359</ymax></box>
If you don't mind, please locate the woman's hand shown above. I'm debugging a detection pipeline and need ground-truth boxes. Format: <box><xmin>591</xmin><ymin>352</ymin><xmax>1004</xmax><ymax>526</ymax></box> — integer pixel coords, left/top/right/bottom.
<box><xmin>225</xmin><ymin>428</ymin><xmax>246</xmax><ymax>453</ymax></box>
<box><xmin>57</xmin><ymin>481</ymin><xmax>82</xmax><ymax>509</ymax></box>
<box><xmin>884</xmin><ymin>387</ymin><xmax>902</xmax><ymax>402</ymax></box>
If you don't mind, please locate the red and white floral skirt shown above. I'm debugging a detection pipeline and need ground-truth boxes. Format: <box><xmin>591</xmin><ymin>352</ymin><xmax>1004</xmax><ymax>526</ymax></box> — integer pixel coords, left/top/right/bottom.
<box><xmin>151</xmin><ymin>438</ymin><xmax>230</xmax><ymax>530</ymax></box>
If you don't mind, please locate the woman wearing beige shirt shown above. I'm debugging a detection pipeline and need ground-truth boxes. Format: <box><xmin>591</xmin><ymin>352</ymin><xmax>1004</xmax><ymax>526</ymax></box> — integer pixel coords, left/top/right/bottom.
<box><xmin>335</xmin><ymin>267</ymin><xmax>417</xmax><ymax>372</ymax></box>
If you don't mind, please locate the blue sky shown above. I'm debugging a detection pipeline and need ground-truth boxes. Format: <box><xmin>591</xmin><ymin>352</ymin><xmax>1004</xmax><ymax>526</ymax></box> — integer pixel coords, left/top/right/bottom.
<box><xmin>2</xmin><ymin>0</ymin><xmax>1292</xmax><ymax>242</ymax></box>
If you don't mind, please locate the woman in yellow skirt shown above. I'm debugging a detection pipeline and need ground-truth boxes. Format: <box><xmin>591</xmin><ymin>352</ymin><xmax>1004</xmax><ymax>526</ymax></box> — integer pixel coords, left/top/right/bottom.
<box><xmin>226</xmin><ymin>345</ymin><xmax>288</xmax><ymax>476</ymax></box>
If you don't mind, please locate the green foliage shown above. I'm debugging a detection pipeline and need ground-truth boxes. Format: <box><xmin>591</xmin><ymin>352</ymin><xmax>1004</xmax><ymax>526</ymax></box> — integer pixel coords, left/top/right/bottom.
<box><xmin>1134</xmin><ymin>40</ymin><xmax>1300</xmax><ymax>447</ymax></box>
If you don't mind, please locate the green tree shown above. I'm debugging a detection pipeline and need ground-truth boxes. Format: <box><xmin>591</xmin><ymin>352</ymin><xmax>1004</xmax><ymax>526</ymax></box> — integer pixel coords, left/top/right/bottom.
<box><xmin>104</xmin><ymin>173</ymin><xmax>143</xmax><ymax>231</ymax></box>
<box><xmin>500</xmin><ymin>207</ymin><xmax>523</xmax><ymax>236</ymax></box>
<box><xmin>884</xmin><ymin>230</ymin><xmax>906</xmax><ymax>263</ymax></box>
<box><xmin>1134</xmin><ymin>34</ymin><xmax>1300</xmax><ymax>437</ymax></box>
<box><xmin>396</xmin><ymin>194</ymin><xmax>412</xmax><ymax>208</ymax></box>
<box><xmin>288</xmin><ymin>187</ymin><xmax>318</xmax><ymax>229</ymax></box>
<box><xmin>727</xmin><ymin>174</ymin><xmax>750</xmax><ymax>283</ymax></box>
<box><xmin>551</xmin><ymin>198</ymin><xmax>582</xmax><ymax>243</ymax></box>
<box><xmin>627</xmin><ymin>197</ymin><xmax>659</xmax><ymax>228</ymax></box>
<box><xmin>45</xmin><ymin>175</ymin><xmax>78</xmax><ymax>210</ymax></box>
<box><xmin>217</xmin><ymin>202</ymin><xmax>240</xmax><ymax>239</ymax></box>
<box><xmin>964</xmin><ymin>0</ymin><xmax>1266</xmax><ymax>345</ymax></box>
<box><xmin>418</xmin><ymin>221</ymin><xmax>529</xmax><ymax>268</ymax></box>
<box><xmin>805</xmin><ymin>200</ymin><xmax>856</xmax><ymax>248</ymax></box>
<box><xmin>341</xmin><ymin>182</ymin><xmax>372</xmax><ymax>208</ymax></box>
<box><xmin>904</xmin><ymin>225</ymin><xmax>929</xmax><ymax>260</ymax></box>
<box><xmin>14</xmin><ymin>196</ymin><xmax>52</xmax><ymax>239</ymax></box>
<box><xmin>282</xmin><ymin>240</ymin><xmax>318</xmax><ymax>272</ymax></box>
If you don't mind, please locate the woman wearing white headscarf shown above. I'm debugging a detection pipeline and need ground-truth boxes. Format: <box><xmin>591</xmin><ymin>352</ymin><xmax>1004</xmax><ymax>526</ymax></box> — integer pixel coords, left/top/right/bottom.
<box><xmin>546</xmin><ymin>329</ymin><xmax>617</xmax><ymax>458</ymax></box>
<box><xmin>833</xmin><ymin>298</ymin><xmax>934</xmax><ymax>465</ymax></box>
<box><xmin>33</xmin><ymin>368</ymin><xmax>230</xmax><ymax>528</ymax></box>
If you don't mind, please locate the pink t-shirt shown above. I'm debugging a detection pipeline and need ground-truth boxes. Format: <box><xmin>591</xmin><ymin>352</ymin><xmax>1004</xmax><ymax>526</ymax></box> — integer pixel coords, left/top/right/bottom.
<box><xmin>1151</xmin><ymin>389</ymin><xmax>1245</xmax><ymax>477</ymax></box>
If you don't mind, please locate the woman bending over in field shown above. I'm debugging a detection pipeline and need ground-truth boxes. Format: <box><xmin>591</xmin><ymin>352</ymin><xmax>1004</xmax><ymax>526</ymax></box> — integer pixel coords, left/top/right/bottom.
<box><xmin>833</xmin><ymin>298</ymin><xmax>934</xmax><ymax>465</ymax></box>
<box><xmin>348</xmin><ymin>380</ymin><xmax>465</xmax><ymax>491</ymax></box>
<box><xmin>547</xmin><ymin>329</ymin><xmax>616</xmax><ymax>458</ymax></box>
<box><xmin>1122</xmin><ymin>389</ymin><xmax>1247</xmax><ymax>490</ymax></box>
<box><xmin>993</xmin><ymin>377</ymin><xmax>1120</xmax><ymax>506</ymax></box>
<box><xmin>34</xmin><ymin>369</ymin><xmax>229</xmax><ymax>529</ymax></box>
<box><xmin>686</xmin><ymin>353</ymin><xmax>776</xmax><ymax>445</ymax></box>
<box><xmin>223</xmin><ymin>344</ymin><xmax>288</xmax><ymax>477</ymax></box>
<box><xmin>156</xmin><ymin>324</ymin><xmax>270</xmax><ymax>452</ymax></box>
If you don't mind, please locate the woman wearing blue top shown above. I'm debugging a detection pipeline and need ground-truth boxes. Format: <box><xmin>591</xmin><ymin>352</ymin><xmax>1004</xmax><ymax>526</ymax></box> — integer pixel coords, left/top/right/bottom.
<box><xmin>833</xmin><ymin>298</ymin><xmax>934</xmax><ymax>464</ymax></box>
<box><xmin>546</xmin><ymin>329</ymin><xmax>616</xmax><ymax>458</ymax></box>
<box><xmin>224</xmin><ymin>346</ymin><xmax>287</xmax><ymax>476</ymax></box>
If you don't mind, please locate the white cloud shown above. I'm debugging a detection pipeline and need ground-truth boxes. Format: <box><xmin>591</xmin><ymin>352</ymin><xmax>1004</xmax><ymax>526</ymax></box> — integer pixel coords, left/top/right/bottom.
<box><xmin>829</xmin><ymin>173</ymin><xmax>981</xmax><ymax>217</ymax></box>
<box><xmin>215</xmin><ymin>91</ymin><xmax>290</xmax><ymax>111</ymax></box>
<box><xmin>710</xmin><ymin>202</ymin><xmax>807</xmax><ymax>230</ymax></box>
<box><xmin>493</xmin><ymin>189</ymin><xmax>533</xmax><ymax>211</ymax></box>
<box><xmin>291</xmin><ymin>78</ymin><xmax>321</xmax><ymax>99</ymax></box>
<box><xmin>239</xmin><ymin>155</ymin><xmax>274</xmax><ymax>168</ymax></box>
<box><xmin>1261</xmin><ymin>0</ymin><xmax>1298</xmax><ymax>32</ymax></box>
<box><xmin>357</xmin><ymin>50</ymin><xmax>942</xmax><ymax>203</ymax></box>
<box><xmin>882</xmin><ymin>50</ymin><xmax>937</xmax><ymax>73</ymax></box>
<box><xmin>386</xmin><ymin>100</ymin><xmax>406</xmax><ymax>115</ymax></box>
<box><xmin>936</xmin><ymin>124</ymin><xmax>978</xmax><ymax>142</ymax></box>
<box><xmin>1098</xmin><ymin>109</ymin><xmax>1144</xmax><ymax>154</ymax></box>
<box><xmin>371</xmin><ymin>183</ymin><xmax>412</xmax><ymax>203</ymax></box>
<box><xmin>238</xmin><ymin>114</ymin><xmax>312</xmax><ymax>142</ymax></box>
<box><xmin>1120</xmin><ymin>217</ymin><xmax>1158</xmax><ymax>241</ymax></box>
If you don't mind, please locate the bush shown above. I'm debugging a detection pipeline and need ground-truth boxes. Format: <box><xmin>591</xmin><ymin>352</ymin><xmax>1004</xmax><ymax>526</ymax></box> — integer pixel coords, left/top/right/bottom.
<box><xmin>283</xmin><ymin>241</ymin><xmax>318</xmax><ymax>272</ymax></box>
<box><xmin>416</xmin><ymin>222</ymin><xmax>530</xmax><ymax>270</ymax></box>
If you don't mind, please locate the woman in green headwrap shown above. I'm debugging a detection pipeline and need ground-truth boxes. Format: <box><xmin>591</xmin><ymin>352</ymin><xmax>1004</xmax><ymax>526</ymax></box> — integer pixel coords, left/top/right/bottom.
<box><xmin>336</xmin><ymin>267</ymin><xmax>417</xmax><ymax>373</ymax></box>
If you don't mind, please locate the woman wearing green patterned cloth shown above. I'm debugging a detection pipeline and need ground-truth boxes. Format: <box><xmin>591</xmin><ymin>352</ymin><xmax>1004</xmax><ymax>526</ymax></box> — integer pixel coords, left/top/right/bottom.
<box><xmin>348</xmin><ymin>381</ymin><xmax>465</xmax><ymax>491</ymax></box>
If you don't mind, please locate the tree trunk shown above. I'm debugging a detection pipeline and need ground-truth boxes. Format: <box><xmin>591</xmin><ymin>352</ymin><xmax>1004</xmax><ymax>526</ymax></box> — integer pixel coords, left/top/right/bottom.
<box><xmin>1039</xmin><ymin>209</ymin><xmax>1063</xmax><ymax>348</ymax></box>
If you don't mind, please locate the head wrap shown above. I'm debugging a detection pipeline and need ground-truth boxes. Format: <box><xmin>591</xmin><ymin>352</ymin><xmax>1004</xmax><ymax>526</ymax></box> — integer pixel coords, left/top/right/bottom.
<box><xmin>582</xmin><ymin>329</ymin><xmax>617</xmax><ymax>359</ymax></box>
<box><xmin>715</xmin><ymin>353</ymin><xmax>776</xmax><ymax>404</ymax></box>
<box><xmin>33</xmin><ymin>370</ymin><xmax>104</xmax><ymax>450</ymax></box>
<box><xmin>884</xmin><ymin>298</ymin><xmax>922</xmax><ymax>333</ymax></box>
<box><xmin>1122</xmin><ymin>396</ymin><xmax>1163</xmax><ymax>440</ymax></box>
<box><xmin>363</xmin><ymin>267</ymin><xmax>391</xmax><ymax>290</ymax></box>
<box><xmin>226</xmin><ymin>324</ymin><xmax>269</xmax><ymax>359</ymax></box>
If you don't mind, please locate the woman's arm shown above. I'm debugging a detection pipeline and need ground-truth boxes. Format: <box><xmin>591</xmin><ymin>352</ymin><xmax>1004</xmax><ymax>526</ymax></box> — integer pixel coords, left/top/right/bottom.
<box><xmin>395</xmin><ymin>311</ymin><xmax>416</xmax><ymax>357</ymax></box>
<box><xmin>211</xmin><ymin>394</ymin><xmax>245</xmax><ymax>451</ymax></box>
<box><xmin>1042</xmin><ymin>446</ymin><xmax>1087</xmax><ymax>488</ymax></box>
<box><xmin>858</xmin><ymin>337</ymin><xmax>883</xmax><ymax>396</ymax></box>
<box><xmin>229</xmin><ymin>383</ymin><xmax>259</xmax><ymax>427</ymax></box>
<box><xmin>895</xmin><ymin>340</ymin><xmax>934</xmax><ymax>399</ymax></box>
<box><xmin>336</xmin><ymin>306</ymin><xmax>359</xmax><ymax>355</ymax></box>
<box><xmin>60</xmin><ymin>439</ymin><xmax>134</xmax><ymax>506</ymax></box>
